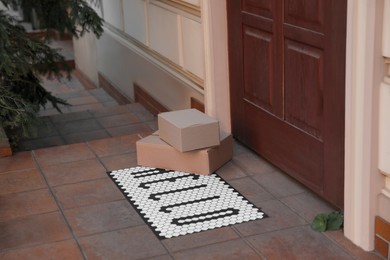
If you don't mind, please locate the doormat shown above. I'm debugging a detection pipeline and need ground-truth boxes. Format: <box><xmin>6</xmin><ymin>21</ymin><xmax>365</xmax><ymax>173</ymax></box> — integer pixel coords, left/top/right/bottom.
<box><xmin>107</xmin><ymin>167</ymin><xmax>266</xmax><ymax>239</ymax></box>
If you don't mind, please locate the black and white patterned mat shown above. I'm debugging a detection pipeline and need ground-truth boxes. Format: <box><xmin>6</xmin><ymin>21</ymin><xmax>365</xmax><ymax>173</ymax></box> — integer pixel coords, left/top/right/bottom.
<box><xmin>107</xmin><ymin>167</ymin><xmax>266</xmax><ymax>239</ymax></box>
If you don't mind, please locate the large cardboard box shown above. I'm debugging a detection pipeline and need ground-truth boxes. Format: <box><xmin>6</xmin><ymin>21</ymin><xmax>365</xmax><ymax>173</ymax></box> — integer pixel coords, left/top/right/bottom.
<box><xmin>158</xmin><ymin>109</ymin><xmax>220</xmax><ymax>152</ymax></box>
<box><xmin>136</xmin><ymin>132</ymin><xmax>233</xmax><ymax>175</ymax></box>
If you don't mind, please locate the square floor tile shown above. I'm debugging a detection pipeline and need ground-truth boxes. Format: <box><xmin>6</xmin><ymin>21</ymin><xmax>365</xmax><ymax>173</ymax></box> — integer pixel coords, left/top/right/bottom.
<box><xmin>79</xmin><ymin>226</ymin><xmax>167</xmax><ymax>259</ymax></box>
<box><xmin>53</xmin><ymin>178</ymin><xmax>124</xmax><ymax>209</ymax></box>
<box><xmin>0</xmin><ymin>240</ymin><xmax>84</xmax><ymax>260</ymax></box>
<box><xmin>57</xmin><ymin>119</ymin><xmax>102</xmax><ymax>135</ymax></box>
<box><xmin>40</xmin><ymin>158</ymin><xmax>107</xmax><ymax>186</ymax></box>
<box><xmin>87</xmin><ymin>134</ymin><xmax>140</xmax><ymax>157</ymax></box>
<box><xmin>247</xmin><ymin>226</ymin><xmax>353</xmax><ymax>259</ymax></box>
<box><xmin>68</xmin><ymin>103</ymin><xmax>104</xmax><ymax>113</ymax></box>
<box><xmin>96</xmin><ymin>113</ymin><xmax>140</xmax><ymax>128</ymax></box>
<box><xmin>67</xmin><ymin>96</ymin><xmax>99</xmax><ymax>106</ymax></box>
<box><xmin>0</xmin><ymin>152</ymin><xmax>36</xmax><ymax>173</ymax></box>
<box><xmin>0</xmin><ymin>212</ymin><xmax>72</xmax><ymax>251</ymax></box>
<box><xmin>324</xmin><ymin>230</ymin><xmax>383</xmax><ymax>260</ymax></box>
<box><xmin>34</xmin><ymin>143</ymin><xmax>95</xmax><ymax>167</ymax></box>
<box><xmin>0</xmin><ymin>189</ymin><xmax>57</xmax><ymax>221</ymax></box>
<box><xmin>232</xmin><ymin>152</ymin><xmax>277</xmax><ymax>176</ymax></box>
<box><xmin>106</xmin><ymin>123</ymin><xmax>151</xmax><ymax>137</ymax></box>
<box><xmin>216</xmin><ymin>162</ymin><xmax>247</xmax><ymax>180</ymax></box>
<box><xmin>19</xmin><ymin>136</ymin><xmax>65</xmax><ymax>151</ymax></box>
<box><xmin>162</xmin><ymin>226</ymin><xmax>239</xmax><ymax>252</ymax></box>
<box><xmin>62</xmin><ymin>129</ymin><xmax>110</xmax><ymax>144</ymax></box>
<box><xmin>0</xmin><ymin>169</ymin><xmax>46</xmax><ymax>195</ymax></box>
<box><xmin>172</xmin><ymin>239</ymin><xmax>261</xmax><ymax>260</ymax></box>
<box><xmin>100</xmin><ymin>153</ymin><xmax>138</xmax><ymax>171</ymax></box>
<box><xmin>228</xmin><ymin>177</ymin><xmax>274</xmax><ymax>203</ymax></box>
<box><xmin>89</xmin><ymin>105</ymin><xmax>129</xmax><ymax>118</ymax></box>
<box><xmin>64</xmin><ymin>200</ymin><xmax>144</xmax><ymax>237</ymax></box>
<box><xmin>49</xmin><ymin>111</ymin><xmax>92</xmax><ymax>123</ymax></box>
<box><xmin>252</xmin><ymin>169</ymin><xmax>306</xmax><ymax>198</ymax></box>
<box><xmin>280</xmin><ymin>192</ymin><xmax>335</xmax><ymax>223</ymax></box>
<box><xmin>233</xmin><ymin>200</ymin><xmax>307</xmax><ymax>237</ymax></box>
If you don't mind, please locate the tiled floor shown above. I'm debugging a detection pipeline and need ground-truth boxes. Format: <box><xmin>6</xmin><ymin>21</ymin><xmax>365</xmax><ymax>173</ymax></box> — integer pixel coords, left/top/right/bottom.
<box><xmin>14</xmin><ymin>73</ymin><xmax>155</xmax><ymax>151</ymax></box>
<box><xmin>0</xmin><ymin>45</ymin><xmax>384</xmax><ymax>259</ymax></box>
<box><xmin>0</xmin><ymin>136</ymin><xmax>384</xmax><ymax>259</ymax></box>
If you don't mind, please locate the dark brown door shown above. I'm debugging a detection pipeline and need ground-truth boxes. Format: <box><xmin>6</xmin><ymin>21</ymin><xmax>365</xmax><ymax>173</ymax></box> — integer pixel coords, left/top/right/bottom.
<box><xmin>227</xmin><ymin>0</ymin><xmax>347</xmax><ymax>208</ymax></box>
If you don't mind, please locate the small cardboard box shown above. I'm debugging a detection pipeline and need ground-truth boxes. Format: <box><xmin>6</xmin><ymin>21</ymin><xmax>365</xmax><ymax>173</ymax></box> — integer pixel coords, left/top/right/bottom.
<box><xmin>136</xmin><ymin>132</ymin><xmax>233</xmax><ymax>175</ymax></box>
<box><xmin>158</xmin><ymin>109</ymin><xmax>220</xmax><ymax>152</ymax></box>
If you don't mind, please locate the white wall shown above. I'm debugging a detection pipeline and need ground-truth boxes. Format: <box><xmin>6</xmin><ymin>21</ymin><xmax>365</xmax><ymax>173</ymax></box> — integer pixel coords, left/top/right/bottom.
<box><xmin>101</xmin><ymin>0</ymin><xmax>124</xmax><ymax>30</ymax></box>
<box><xmin>97</xmin><ymin>30</ymin><xmax>203</xmax><ymax>108</ymax></box>
<box><xmin>123</xmin><ymin>0</ymin><xmax>147</xmax><ymax>44</ymax></box>
<box><xmin>93</xmin><ymin>0</ymin><xmax>205</xmax><ymax>109</ymax></box>
<box><xmin>73</xmin><ymin>32</ymin><xmax>99</xmax><ymax>86</ymax></box>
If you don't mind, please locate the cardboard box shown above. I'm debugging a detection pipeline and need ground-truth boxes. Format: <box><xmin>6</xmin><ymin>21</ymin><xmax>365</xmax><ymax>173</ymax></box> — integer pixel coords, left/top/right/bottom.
<box><xmin>158</xmin><ymin>109</ymin><xmax>220</xmax><ymax>152</ymax></box>
<box><xmin>136</xmin><ymin>132</ymin><xmax>233</xmax><ymax>175</ymax></box>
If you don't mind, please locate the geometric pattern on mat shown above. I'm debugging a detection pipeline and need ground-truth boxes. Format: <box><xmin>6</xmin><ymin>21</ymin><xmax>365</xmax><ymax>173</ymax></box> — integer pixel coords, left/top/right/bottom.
<box><xmin>108</xmin><ymin>167</ymin><xmax>266</xmax><ymax>239</ymax></box>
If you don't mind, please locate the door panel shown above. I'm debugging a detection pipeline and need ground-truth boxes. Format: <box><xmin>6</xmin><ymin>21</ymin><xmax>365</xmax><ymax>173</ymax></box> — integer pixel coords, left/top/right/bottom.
<box><xmin>284</xmin><ymin>40</ymin><xmax>324</xmax><ymax>139</ymax></box>
<box><xmin>227</xmin><ymin>0</ymin><xmax>347</xmax><ymax>208</ymax></box>
<box><xmin>284</xmin><ymin>0</ymin><xmax>324</xmax><ymax>32</ymax></box>
<box><xmin>243</xmin><ymin>26</ymin><xmax>274</xmax><ymax>112</ymax></box>
<box><xmin>243</xmin><ymin>0</ymin><xmax>273</xmax><ymax>18</ymax></box>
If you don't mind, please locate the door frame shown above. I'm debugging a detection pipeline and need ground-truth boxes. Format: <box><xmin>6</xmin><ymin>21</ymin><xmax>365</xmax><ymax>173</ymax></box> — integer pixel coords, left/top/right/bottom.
<box><xmin>202</xmin><ymin>0</ymin><xmax>383</xmax><ymax>251</ymax></box>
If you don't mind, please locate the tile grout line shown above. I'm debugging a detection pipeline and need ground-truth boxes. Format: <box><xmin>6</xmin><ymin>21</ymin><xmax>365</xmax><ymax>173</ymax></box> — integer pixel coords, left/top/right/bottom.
<box><xmin>89</xmin><ymin>109</ymin><xmax>113</xmax><ymax>138</ymax></box>
<box><xmin>31</xmin><ymin>150</ymin><xmax>88</xmax><ymax>260</ymax></box>
<box><xmin>230</xmin><ymin>226</ymin><xmax>267</xmax><ymax>259</ymax></box>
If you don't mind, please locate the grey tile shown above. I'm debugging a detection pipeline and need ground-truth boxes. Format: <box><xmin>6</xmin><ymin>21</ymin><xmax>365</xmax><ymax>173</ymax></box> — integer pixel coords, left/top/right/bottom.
<box><xmin>64</xmin><ymin>200</ymin><xmax>144</xmax><ymax>237</ymax></box>
<box><xmin>57</xmin><ymin>118</ymin><xmax>102</xmax><ymax>135</ymax></box>
<box><xmin>247</xmin><ymin>226</ymin><xmax>354</xmax><ymax>260</ymax></box>
<box><xmin>252</xmin><ymin>169</ymin><xmax>306</xmax><ymax>198</ymax></box>
<box><xmin>172</xmin><ymin>239</ymin><xmax>262</xmax><ymax>260</ymax></box>
<box><xmin>52</xmin><ymin>178</ymin><xmax>124</xmax><ymax>209</ymax></box>
<box><xmin>280</xmin><ymin>192</ymin><xmax>335</xmax><ymax>223</ymax></box>
<box><xmin>162</xmin><ymin>227</ymin><xmax>239</xmax><ymax>252</ymax></box>
<box><xmin>49</xmin><ymin>111</ymin><xmax>92</xmax><ymax>123</ymax></box>
<box><xmin>106</xmin><ymin>123</ymin><xmax>152</xmax><ymax>137</ymax></box>
<box><xmin>79</xmin><ymin>226</ymin><xmax>168</xmax><ymax>259</ymax></box>
<box><xmin>227</xmin><ymin>177</ymin><xmax>274</xmax><ymax>204</ymax></box>
<box><xmin>233</xmin><ymin>200</ymin><xmax>307</xmax><ymax>237</ymax></box>
<box><xmin>62</xmin><ymin>129</ymin><xmax>110</xmax><ymax>144</ymax></box>
<box><xmin>232</xmin><ymin>152</ymin><xmax>277</xmax><ymax>176</ymax></box>
<box><xmin>216</xmin><ymin>162</ymin><xmax>247</xmax><ymax>180</ymax></box>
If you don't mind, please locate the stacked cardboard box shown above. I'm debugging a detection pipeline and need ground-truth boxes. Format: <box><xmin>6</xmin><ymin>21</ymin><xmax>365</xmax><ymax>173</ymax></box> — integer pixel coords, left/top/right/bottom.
<box><xmin>136</xmin><ymin>109</ymin><xmax>233</xmax><ymax>175</ymax></box>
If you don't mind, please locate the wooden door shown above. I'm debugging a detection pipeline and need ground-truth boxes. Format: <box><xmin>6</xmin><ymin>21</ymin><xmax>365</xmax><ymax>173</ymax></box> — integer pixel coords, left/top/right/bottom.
<box><xmin>227</xmin><ymin>0</ymin><xmax>347</xmax><ymax>208</ymax></box>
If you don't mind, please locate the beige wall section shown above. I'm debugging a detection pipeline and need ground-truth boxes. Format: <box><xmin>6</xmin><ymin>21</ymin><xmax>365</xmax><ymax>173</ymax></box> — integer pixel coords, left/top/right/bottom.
<box><xmin>344</xmin><ymin>0</ymin><xmax>386</xmax><ymax>251</ymax></box>
<box><xmin>97</xmin><ymin>29</ymin><xmax>204</xmax><ymax>109</ymax></box>
<box><xmin>101</xmin><ymin>0</ymin><xmax>124</xmax><ymax>30</ymax></box>
<box><xmin>73</xmin><ymin>32</ymin><xmax>99</xmax><ymax>86</ymax></box>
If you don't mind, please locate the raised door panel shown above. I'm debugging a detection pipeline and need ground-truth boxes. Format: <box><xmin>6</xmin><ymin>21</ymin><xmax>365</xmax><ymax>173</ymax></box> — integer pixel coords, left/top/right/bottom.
<box><xmin>242</xmin><ymin>0</ymin><xmax>273</xmax><ymax>19</ymax></box>
<box><xmin>284</xmin><ymin>40</ymin><xmax>324</xmax><ymax>140</ymax></box>
<box><xmin>243</xmin><ymin>26</ymin><xmax>274</xmax><ymax>112</ymax></box>
<box><xmin>284</xmin><ymin>0</ymin><xmax>324</xmax><ymax>33</ymax></box>
<box><xmin>241</xmin><ymin>0</ymin><xmax>283</xmax><ymax>117</ymax></box>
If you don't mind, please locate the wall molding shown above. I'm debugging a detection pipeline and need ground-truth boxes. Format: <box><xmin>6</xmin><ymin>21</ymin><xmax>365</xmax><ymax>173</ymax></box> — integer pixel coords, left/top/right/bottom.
<box><xmin>134</xmin><ymin>83</ymin><xmax>169</xmax><ymax>115</ymax></box>
<box><xmin>103</xmin><ymin>23</ymin><xmax>204</xmax><ymax>96</ymax></box>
